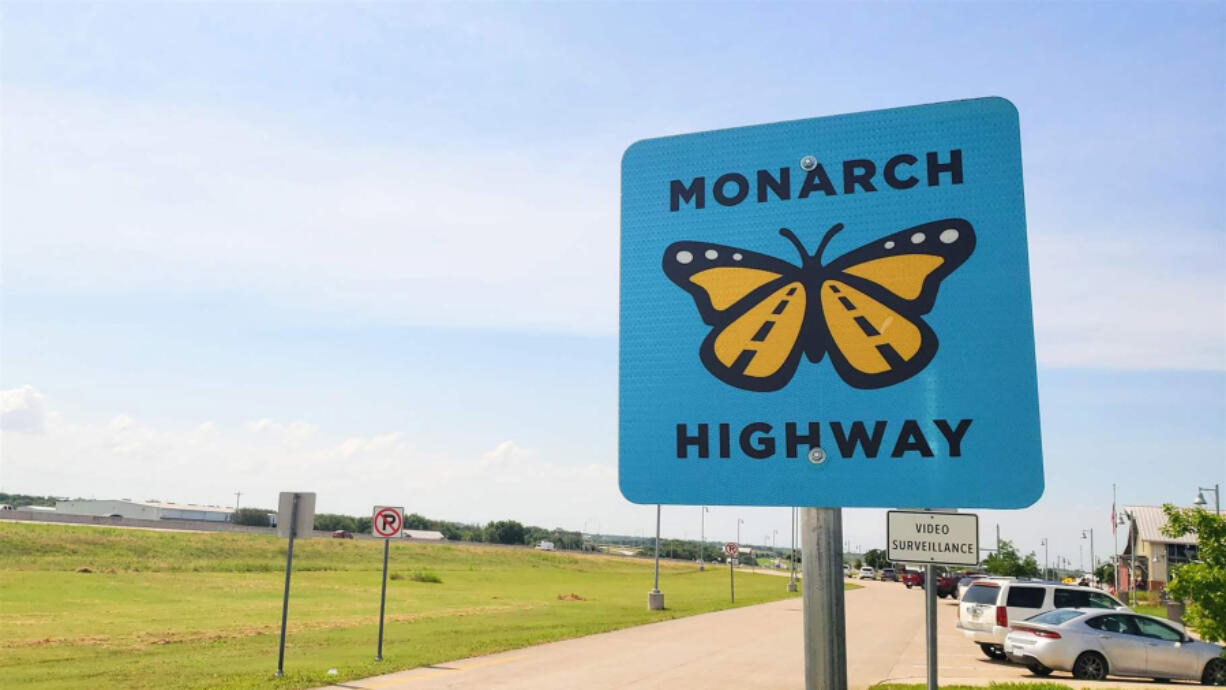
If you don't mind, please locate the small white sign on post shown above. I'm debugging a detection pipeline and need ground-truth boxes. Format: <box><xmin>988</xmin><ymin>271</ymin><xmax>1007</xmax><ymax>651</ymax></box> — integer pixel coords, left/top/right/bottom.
<box><xmin>887</xmin><ymin>510</ymin><xmax>979</xmax><ymax>566</ymax></box>
<box><xmin>372</xmin><ymin>506</ymin><xmax>404</xmax><ymax>539</ymax></box>
<box><xmin>276</xmin><ymin>492</ymin><xmax>316</xmax><ymax>539</ymax></box>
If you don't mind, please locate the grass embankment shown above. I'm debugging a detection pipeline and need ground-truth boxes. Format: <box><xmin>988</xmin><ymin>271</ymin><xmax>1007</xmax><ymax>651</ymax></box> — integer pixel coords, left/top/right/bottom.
<box><xmin>0</xmin><ymin>522</ymin><xmax>800</xmax><ymax>689</ymax></box>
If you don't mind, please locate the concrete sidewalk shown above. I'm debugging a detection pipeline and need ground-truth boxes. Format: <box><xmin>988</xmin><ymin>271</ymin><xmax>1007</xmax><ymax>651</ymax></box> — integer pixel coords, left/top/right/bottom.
<box><xmin>324</xmin><ymin>580</ymin><xmax>1195</xmax><ymax>690</ymax></box>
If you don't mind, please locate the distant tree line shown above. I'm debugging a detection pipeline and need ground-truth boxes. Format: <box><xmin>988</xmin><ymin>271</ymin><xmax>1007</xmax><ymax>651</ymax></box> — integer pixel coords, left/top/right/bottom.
<box><xmin>0</xmin><ymin>493</ymin><xmax>59</xmax><ymax>508</ymax></box>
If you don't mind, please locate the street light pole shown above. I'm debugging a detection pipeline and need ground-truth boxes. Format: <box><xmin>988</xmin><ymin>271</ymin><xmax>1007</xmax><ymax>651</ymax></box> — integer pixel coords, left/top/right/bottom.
<box><xmin>1082</xmin><ymin>529</ymin><xmax>1095</xmax><ymax>585</ymax></box>
<box><xmin>700</xmin><ymin>506</ymin><xmax>709</xmax><ymax>571</ymax></box>
<box><xmin>1194</xmin><ymin>484</ymin><xmax>1220</xmax><ymax>515</ymax></box>
<box><xmin>1041</xmin><ymin>538</ymin><xmax>1048</xmax><ymax>580</ymax></box>
<box><xmin>648</xmin><ymin>505</ymin><xmax>664</xmax><ymax>610</ymax></box>
<box><xmin>788</xmin><ymin>507</ymin><xmax>798</xmax><ymax>592</ymax></box>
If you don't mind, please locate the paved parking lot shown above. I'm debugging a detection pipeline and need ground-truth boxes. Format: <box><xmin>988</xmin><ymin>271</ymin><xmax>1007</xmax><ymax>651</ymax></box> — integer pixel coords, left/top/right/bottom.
<box><xmin>326</xmin><ymin>578</ymin><xmax>1196</xmax><ymax>690</ymax></box>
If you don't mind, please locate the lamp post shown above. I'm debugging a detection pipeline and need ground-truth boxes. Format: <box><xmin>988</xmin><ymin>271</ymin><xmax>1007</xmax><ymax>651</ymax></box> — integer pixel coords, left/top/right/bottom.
<box><xmin>648</xmin><ymin>505</ymin><xmax>664</xmax><ymax>610</ymax></box>
<box><xmin>737</xmin><ymin>517</ymin><xmax>743</xmax><ymax>545</ymax></box>
<box><xmin>1194</xmin><ymin>484</ymin><xmax>1220</xmax><ymax>515</ymax></box>
<box><xmin>1040</xmin><ymin>538</ymin><xmax>1048</xmax><ymax>580</ymax></box>
<box><xmin>788</xmin><ymin>507</ymin><xmax>798</xmax><ymax>592</ymax></box>
<box><xmin>1082</xmin><ymin>529</ymin><xmax>1095</xmax><ymax>585</ymax></box>
<box><xmin>700</xmin><ymin>507</ymin><xmax>709</xmax><ymax>571</ymax></box>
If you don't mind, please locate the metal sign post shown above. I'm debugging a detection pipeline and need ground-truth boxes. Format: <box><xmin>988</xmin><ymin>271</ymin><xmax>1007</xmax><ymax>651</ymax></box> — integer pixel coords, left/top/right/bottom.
<box><xmin>724</xmin><ymin>541</ymin><xmax>739</xmax><ymax>603</ymax></box>
<box><xmin>802</xmin><ymin>508</ymin><xmax>847</xmax><ymax>690</ymax></box>
<box><xmin>886</xmin><ymin>510</ymin><xmax>979</xmax><ymax>690</ymax></box>
<box><xmin>273</xmin><ymin>491</ymin><xmax>316</xmax><ymax>677</ymax></box>
<box><xmin>371</xmin><ymin>506</ymin><xmax>404</xmax><ymax>661</ymax></box>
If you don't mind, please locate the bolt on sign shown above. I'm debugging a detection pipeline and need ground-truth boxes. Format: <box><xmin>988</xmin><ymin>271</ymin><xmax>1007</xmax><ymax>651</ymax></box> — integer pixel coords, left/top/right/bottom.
<box><xmin>619</xmin><ymin>98</ymin><xmax>1043</xmax><ymax>509</ymax></box>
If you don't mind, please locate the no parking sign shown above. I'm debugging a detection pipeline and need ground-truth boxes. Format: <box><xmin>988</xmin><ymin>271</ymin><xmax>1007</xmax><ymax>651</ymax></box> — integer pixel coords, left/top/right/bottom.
<box><xmin>372</xmin><ymin>506</ymin><xmax>404</xmax><ymax>539</ymax></box>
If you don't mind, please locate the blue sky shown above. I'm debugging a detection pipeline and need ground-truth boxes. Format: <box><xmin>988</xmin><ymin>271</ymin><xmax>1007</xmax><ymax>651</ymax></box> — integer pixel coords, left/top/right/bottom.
<box><xmin>1</xmin><ymin>2</ymin><xmax>1223</xmax><ymax>569</ymax></box>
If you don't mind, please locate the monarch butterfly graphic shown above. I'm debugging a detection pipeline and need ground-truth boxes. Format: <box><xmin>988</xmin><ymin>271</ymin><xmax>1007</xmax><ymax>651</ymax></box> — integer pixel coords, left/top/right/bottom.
<box><xmin>663</xmin><ymin>219</ymin><xmax>975</xmax><ymax>392</ymax></box>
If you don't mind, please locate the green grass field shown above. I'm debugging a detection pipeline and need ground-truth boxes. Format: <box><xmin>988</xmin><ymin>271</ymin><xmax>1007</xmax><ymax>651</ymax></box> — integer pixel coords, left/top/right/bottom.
<box><xmin>0</xmin><ymin>522</ymin><xmax>805</xmax><ymax>689</ymax></box>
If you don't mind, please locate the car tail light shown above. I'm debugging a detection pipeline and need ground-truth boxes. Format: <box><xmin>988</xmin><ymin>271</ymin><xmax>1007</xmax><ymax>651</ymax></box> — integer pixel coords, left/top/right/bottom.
<box><xmin>1033</xmin><ymin>629</ymin><xmax>1062</xmax><ymax>639</ymax></box>
<box><xmin>995</xmin><ymin>605</ymin><xmax>1008</xmax><ymax>627</ymax></box>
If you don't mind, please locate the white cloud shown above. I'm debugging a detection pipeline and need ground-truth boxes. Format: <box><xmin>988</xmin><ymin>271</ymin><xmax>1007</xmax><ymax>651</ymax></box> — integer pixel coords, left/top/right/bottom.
<box><xmin>1</xmin><ymin>87</ymin><xmax>619</xmax><ymax>335</ymax></box>
<box><xmin>1029</xmin><ymin>229</ymin><xmax>1225</xmax><ymax>370</ymax></box>
<box><xmin>0</xmin><ymin>387</ymin><xmax>638</xmax><ymax>531</ymax></box>
<box><xmin>0</xmin><ymin>386</ymin><xmax>50</xmax><ymax>433</ymax></box>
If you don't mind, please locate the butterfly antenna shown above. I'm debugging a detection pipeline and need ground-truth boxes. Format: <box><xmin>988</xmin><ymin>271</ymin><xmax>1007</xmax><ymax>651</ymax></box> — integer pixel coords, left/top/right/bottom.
<box><xmin>813</xmin><ymin>223</ymin><xmax>845</xmax><ymax>265</ymax></box>
<box><xmin>778</xmin><ymin>228</ymin><xmax>809</xmax><ymax>261</ymax></box>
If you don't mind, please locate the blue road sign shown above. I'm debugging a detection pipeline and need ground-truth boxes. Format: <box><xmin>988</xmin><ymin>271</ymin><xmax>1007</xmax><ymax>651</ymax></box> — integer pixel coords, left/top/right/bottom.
<box><xmin>620</xmin><ymin>97</ymin><xmax>1043</xmax><ymax>509</ymax></box>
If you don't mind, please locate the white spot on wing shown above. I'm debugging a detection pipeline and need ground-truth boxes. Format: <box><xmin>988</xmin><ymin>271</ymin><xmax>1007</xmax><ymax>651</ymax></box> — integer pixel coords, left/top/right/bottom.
<box><xmin>939</xmin><ymin>229</ymin><xmax>959</xmax><ymax>244</ymax></box>
<box><xmin>884</xmin><ymin>241</ymin><xmax>895</xmax><ymax>249</ymax></box>
<box><xmin>705</xmin><ymin>249</ymin><xmax>719</xmax><ymax>260</ymax></box>
<box><xmin>910</xmin><ymin>232</ymin><xmax>926</xmax><ymax>244</ymax></box>
<box><xmin>733</xmin><ymin>253</ymin><xmax>743</xmax><ymax>261</ymax></box>
<box><xmin>676</xmin><ymin>250</ymin><xmax>693</xmax><ymax>264</ymax></box>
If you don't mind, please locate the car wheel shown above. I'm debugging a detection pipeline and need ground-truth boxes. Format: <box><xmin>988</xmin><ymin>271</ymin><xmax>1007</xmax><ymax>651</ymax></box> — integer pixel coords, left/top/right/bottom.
<box><xmin>1202</xmin><ymin>658</ymin><xmax>1226</xmax><ymax>686</ymax></box>
<box><xmin>906</xmin><ymin>583</ymin><xmax>913</xmax><ymax>589</ymax></box>
<box><xmin>1028</xmin><ymin>664</ymin><xmax>1053</xmax><ymax>677</ymax></box>
<box><xmin>979</xmin><ymin>643</ymin><xmax>1004</xmax><ymax>660</ymax></box>
<box><xmin>1072</xmin><ymin>652</ymin><xmax>1109</xmax><ymax>680</ymax></box>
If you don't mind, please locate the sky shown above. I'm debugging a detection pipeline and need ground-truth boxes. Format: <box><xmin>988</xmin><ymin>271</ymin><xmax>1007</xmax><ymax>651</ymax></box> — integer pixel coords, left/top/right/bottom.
<box><xmin>1</xmin><ymin>2</ymin><xmax>1223</xmax><ymax>571</ymax></box>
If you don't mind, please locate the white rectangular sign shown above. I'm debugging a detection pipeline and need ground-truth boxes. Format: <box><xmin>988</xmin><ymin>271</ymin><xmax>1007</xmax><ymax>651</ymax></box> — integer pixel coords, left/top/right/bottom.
<box><xmin>276</xmin><ymin>491</ymin><xmax>316</xmax><ymax>539</ymax></box>
<box><xmin>887</xmin><ymin>510</ymin><xmax>979</xmax><ymax>566</ymax></box>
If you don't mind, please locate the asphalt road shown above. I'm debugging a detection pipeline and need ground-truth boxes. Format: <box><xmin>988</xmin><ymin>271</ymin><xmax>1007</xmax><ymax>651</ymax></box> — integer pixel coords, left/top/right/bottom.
<box><xmin>324</xmin><ymin>579</ymin><xmax>1195</xmax><ymax>690</ymax></box>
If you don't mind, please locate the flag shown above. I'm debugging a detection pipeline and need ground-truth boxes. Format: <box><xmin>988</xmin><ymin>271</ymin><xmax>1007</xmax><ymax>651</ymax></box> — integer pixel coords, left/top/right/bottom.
<box><xmin>1111</xmin><ymin>503</ymin><xmax>1117</xmax><ymax>534</ymax></box>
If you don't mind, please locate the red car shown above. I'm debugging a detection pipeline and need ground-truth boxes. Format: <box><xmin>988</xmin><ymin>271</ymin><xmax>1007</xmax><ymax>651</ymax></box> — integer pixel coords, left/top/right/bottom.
<box><xmin>331</xmin><ymin>530</ymin><xmax>354</xmax><ymax>539</ymax></box>
<box><xmin>901</xmin><ymin>570</ymin><xmax>925</xmax><ymax>588</ymax></box>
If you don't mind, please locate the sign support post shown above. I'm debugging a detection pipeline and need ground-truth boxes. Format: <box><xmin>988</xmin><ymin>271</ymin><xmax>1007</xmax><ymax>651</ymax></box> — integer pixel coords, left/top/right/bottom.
<box><xmin>275</xmin><ymin>493</ymin><xmax>299</xmax><ymax>678</ymax></box>
<box><xmin>376</xmin><ymin>537</ymin><xmax>389</xmax><ymax>661</ymax></box>
<box><xmin>925</xmin><ymin>563</ymin><xmax>938</xmax><ymax>690</ymax></box>
<box><xmin>801</xmin><ymin>507</ymin><xmax>847</xmax><ymax>690</ymax></box>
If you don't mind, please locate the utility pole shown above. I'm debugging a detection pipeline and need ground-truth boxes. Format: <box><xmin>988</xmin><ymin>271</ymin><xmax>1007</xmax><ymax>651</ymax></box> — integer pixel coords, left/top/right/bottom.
<box><xmin>788</xmin><ymin>507</ymin><xmax>798</xmax><ymax>592</ymax></box>
<box><xmin>1041</xmin><ymin>538</ymin><xmax>1048</xmax><ymax>580</ymax></box>
<box><xmin>234</xmin><ymin>491</ymin><xmax>242</xmax><ymax>511</ymax></box>
<box><xmin>1082</xmin><ymin>529</ymin><xmax>1095</xmax><ymax>584</ymax></box>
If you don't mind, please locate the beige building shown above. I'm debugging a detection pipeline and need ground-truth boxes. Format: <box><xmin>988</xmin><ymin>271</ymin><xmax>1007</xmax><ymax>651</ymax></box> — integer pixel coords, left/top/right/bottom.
<box><xmin>1118</xmin><ymin>504</ymin><xmax>1198</xmax><ymax>592</ymax></box>
<box><xmin>54</xmin><ymin>499</ymin><xmax>234</xmax><ymax>522</ymax></box>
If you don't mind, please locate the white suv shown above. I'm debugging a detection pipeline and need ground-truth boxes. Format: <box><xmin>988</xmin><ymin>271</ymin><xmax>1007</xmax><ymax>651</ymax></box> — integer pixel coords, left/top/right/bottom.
<box><xmin>956</xmin><ymin>579</ymin><xmax>1129</xmax><ymax>660</ymax></box>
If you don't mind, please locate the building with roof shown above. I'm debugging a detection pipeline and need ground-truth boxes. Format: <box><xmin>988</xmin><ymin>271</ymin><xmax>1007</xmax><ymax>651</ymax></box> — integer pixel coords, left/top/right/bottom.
<box><xmin>1118</xmin><ymin>505</ymin><xmax>1198</xmax><ymax>592</ymax></box>
<box><xmin>54</xmin><ymin>499</ymin><xmax>234</xmax><ymax>522</ymax></box>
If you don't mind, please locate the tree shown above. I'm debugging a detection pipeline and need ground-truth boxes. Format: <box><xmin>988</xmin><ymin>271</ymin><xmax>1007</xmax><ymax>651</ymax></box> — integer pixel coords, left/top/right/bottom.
<box><xmin>231</xmin><ymin>507</ymin><xmax>273</xmax><ymax>527</ymax></box>
<box><xmin>984</xmin><ymin>539</ymin><xmax>1040</xmax><ymax>577</ymax></box>
<box><xmin>1094</xmin><ymin>561</ymin><xmax>1115</xmax><ymax>586</ymax></box>
<box><xmin>1161</xmin><ymin>504</ymin><xmax>1226</xmax><ymax>643</ymax></box>
<box><xmin>863</xmin><ymin>549</ymin><xmax>889</xmax><ymax>569</ymax></box>
<box><xmin>483</xmin><ymin>520</ymin><xmax>525</xmax><ymax>545</ymax></box>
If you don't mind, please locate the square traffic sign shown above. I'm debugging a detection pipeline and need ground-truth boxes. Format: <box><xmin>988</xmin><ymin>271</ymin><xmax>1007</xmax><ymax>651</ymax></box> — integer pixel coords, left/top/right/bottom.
<box><xmin>619</xmin><ymin>98</ymin><xmax>1042</xmax><ymax>509</ymax></box>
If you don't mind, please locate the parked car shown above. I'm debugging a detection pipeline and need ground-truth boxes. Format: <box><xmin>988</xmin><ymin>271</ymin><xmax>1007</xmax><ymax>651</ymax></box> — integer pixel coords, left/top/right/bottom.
<box><xmin>331</xmin><ymin>530</ymin><xmax>354</xmax><ymax>539</ymax></box>
<box><xmin>901</xmin><ymin>570</ymin><xmax>925</xmax><ymax>588</ymax></box>
<box><xmin>858</xmin><ymin>566</ymin><xmax>876</xmax><ymax>580</ymax></box>
<box><xmin>1005</xmin><ymin>608</ymin><xmax>1225</xmax><ymax>683</ymax></box>
<box><xmin>937</xmin><ymin>573</ymin><xmax>961</xmax><ymax>598</ymax></box>
<box><xmin>957</xmin><ymin>579</ymin><xmax>1129</xmax><ymax>661</ymax></box>
<box><xmin>957</xmin><ymin>574</ymin><xmax>989</xmax><ymax>600</ymax></box>
<box><xmin>535</xmin><ymin>540</ymin><xmax>556</xmax><ymax>551</ymax></box>
<box><xmin>880</xmin><ymin>567</ymin><xmax>898</xmax><ymax>582</ymax></box>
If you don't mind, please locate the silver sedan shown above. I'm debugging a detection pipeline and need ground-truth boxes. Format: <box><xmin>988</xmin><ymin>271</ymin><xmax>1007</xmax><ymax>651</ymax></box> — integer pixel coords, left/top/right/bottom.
<box><xmin>1004</xmin><ymin>608</ymin><xmax>1225</xmax><ymax>684</ymax></box>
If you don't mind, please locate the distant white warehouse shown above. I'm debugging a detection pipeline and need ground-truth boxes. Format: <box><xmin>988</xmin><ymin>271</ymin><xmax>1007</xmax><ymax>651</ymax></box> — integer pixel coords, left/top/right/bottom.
<box><xmin>55</xmin><ymin>499</ymin><xmax>235</xmax><ymax>522</ymax></box>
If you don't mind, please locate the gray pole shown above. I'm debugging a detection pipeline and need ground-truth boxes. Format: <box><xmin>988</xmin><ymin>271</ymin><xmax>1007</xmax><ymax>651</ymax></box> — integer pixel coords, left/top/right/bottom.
<box><xmin>925</xmin><ymin>563</ymin><xmax>938</xmax><ymax>690</ymax></box>
<box><xmin>376</xmin><ymin>537</ymin><xmax>390</xmax><ymax>661</ymax></box>
<box><xmin>788</xmin><ymin>507</ymin><xmax>798</xmax><ymax>592</ymax></box>
<box><xmin>700</xmin><ymin>507</ymin><xmax>706</xmax><ymax>571</ymax></box>
<box><xmin>801</xmin><ymin>507</ymin><xmax>847</xmax><ymax>690</ymax></box>
<box><xmin>648</xmin><ymin>504</ymin><xmax>664</xmax><ymax>610</ymax></box>
<box><xmin>1089</xmin><ymin>529</ymin><xmax>1095</xmax><ymax>584</ymax></box>
<box><xmin>275</xmin><ymin>493</ymin><xmax>299</xmax><ymax>677</ymax></box>
<box><xmin>729</xmin><ymin>552</ymin><xmax>735</xmax><ymax>603</ymax></box>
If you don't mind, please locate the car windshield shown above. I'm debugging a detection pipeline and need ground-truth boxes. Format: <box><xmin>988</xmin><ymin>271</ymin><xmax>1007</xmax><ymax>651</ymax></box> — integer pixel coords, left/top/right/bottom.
<box><xmin>1026</xmin><ymin>609</ymin><xmax>1084</xmax><ymax>626</ymax></box>
<box><xmin>962</xmin><ymin>584</ymin><xmax>1000</xmax><ymax>604</ymax></box>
